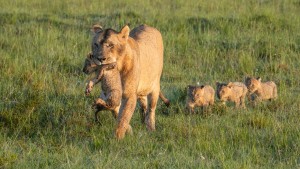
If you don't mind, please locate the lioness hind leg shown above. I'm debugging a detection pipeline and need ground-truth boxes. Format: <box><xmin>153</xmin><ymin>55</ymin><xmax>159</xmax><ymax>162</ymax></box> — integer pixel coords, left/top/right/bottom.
<box><xmin>138</xmin><ymin>96</ymin><xmax>148</xmax><ymax>123</ymax></box>
<box><xmin>146</xmin><ymin>90</ymin><xmax>159</xmax><ymax>131</ymax></box>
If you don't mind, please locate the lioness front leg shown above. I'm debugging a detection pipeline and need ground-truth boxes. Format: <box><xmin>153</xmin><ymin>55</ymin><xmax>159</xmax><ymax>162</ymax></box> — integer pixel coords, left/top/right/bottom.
<box><xmin>116</xmin><ymin>96</ymin><xmax>137</xmax><ymax>140</ymax></box>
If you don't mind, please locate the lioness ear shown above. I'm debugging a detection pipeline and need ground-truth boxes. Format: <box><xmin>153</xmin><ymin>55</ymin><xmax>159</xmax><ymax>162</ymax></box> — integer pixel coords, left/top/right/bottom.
<box><xmin>119</xmin><ymin>25</ymin><xmax>130</xmax><ymax>41</ymax></box>
<box><xmin>200</xmin><ymin>85</ymin><xmax>205</xmax><ymax>89</ymax></box>
<box><xmin>92</xmin><ymin>24</ymin><xmax>103</xmax><ymax>33</ymax></box>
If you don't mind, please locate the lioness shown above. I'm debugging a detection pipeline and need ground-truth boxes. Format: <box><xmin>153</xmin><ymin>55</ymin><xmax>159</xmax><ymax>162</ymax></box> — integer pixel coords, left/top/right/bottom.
<box><xmin>186</xmin><ymin>85</ymin><xmax>215</xmax><ymax>113</ymax></box>
<box><xmin>83</xmin><ymin>52</ymin><xmax>170</xmax><ymax>123</ymax></box>
<box><xmin>86</xmin><ymin>24</ymin><xmax>165</xmax><ymax>139</ymax></box>
<box><xmin>245</xmin><ymin>77</ymin><xmax>277</xmax><ymax>104</ymax></box>
<box><xmin>216</xmin><ymin>82</ymin><xmax>248</xmax><ymax>108</ymax></box>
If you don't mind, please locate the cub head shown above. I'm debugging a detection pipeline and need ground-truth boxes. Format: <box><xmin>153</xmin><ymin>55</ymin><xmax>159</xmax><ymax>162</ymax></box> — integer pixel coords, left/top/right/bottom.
<box><xmin>218</xmin><ymin>82</ymin><xmax>234</xmax><ymax>101</ymax></box>
<box><xmin>187</xmin><ymin>85</ymin><xmax>205</xmax><ymax>102</ymax></box>
<box><xmin>82</xmin><ymin>52</ymin><xmax>98</xmax><ymax>74</ymax></box>
<box><xmin>245</xmin><ymin>77</ymin><xmax>261</xmax><ymax>93</ymax></box>
<box><xmin>216</xmin><ymin>82</ymin><xmax>227</xmax><ymax>99</ymax></box>
<box><xmin>91</xmin><ymin>24</ymin><xmax>130</xmax><ymax>65</ymax></box>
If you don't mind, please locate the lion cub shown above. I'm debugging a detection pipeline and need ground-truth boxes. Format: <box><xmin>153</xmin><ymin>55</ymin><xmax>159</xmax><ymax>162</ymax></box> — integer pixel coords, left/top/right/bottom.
<box><xmin>245</xmin><ymin>77</ymin><xmax>277</xmax><ymax>103</ymax></box>
<box><xmin>85</xmin><ymin>61</ymin><xmax>122</xmax><ymax>122</ymax></box>
<box><xmin>216</xmin><ymin>82</ymin><xmax>248</xmax><ymax>108</ymax></box>
<box><xmin>186</xmin><ymin>85</ymin><xmax>215</xmax><ymax>113</ymax></box>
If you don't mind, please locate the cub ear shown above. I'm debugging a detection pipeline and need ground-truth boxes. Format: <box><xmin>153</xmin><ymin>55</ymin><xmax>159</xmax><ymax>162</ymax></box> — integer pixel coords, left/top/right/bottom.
<box><xmin>227</xmin><ymin>82</ymin><xmax>233</xmax><ymax>88</ymax></box>
<box><xmin>92</xmin><ymin>24</ymin><xmax>103</xmax><ymax>33</ymax></box>
<box><xmin>257</xmin><ymin>77</ymin><xmax>261</xmax><ymax>82</ymax></box>
<box><xmin>119</xmin><ymin>25</ymin><xmax>130</xmax><ymax>41</ymax></box>
<box><xmin>245</xmin><ymin>77</ymin><xmax>250</xmax><ymax>83</ymax></box>
<box><xmin>187</xmin><ymin>85</ymin><xmax>196</xmax><ymax>92</ymax></box>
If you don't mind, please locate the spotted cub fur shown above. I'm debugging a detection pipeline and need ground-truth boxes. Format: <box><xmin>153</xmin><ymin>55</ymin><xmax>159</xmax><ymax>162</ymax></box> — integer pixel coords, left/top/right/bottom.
<box><xmin>186</xmin><ymin>85</ymin><xmax>215</xmax><ymax>113</ymax></box>
<box><xmin>245</xmin><ymin>77</ymin><xmax>277</xmax><ymax>103</ymax></box>
<box><xmin>216</xmin><ymin>82</ymin><xmax>248</xmax><ymax>108</ymax></box>
<box><xmin>86</xmin><ymin>62</ymin><xmax>122</xmax><ymax>121</ymax></box>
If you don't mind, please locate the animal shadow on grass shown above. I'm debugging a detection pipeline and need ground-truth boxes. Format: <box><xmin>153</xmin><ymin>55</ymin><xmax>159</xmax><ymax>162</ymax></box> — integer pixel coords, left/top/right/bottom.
<box><xmin>248</xmin><ymin>99</ymin><xmax>283</xmax><ymax>114</ymax></box>
<box><xmin>156</xmin><ymin>102</ymin><xmax>171</xmax><ymax>116</ymax></box>
<box><xmin>194</xmin><ymin>103</ymin><xmax>229</xmax><ymax>118</ymax></box>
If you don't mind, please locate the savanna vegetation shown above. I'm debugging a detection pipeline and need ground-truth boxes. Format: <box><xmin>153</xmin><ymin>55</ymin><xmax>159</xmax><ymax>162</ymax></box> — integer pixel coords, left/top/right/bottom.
<box><xmin>0</xmin><ymin>0</ymin><xmax>300</xmax><ymax>168</ymax></box>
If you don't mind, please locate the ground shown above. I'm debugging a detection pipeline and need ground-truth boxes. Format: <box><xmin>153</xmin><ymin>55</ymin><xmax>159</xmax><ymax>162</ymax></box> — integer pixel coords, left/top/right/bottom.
<box><xmin>0</xmin><ymin>0</ymin><xmax>300</xmax><ymax>168</ymax></box>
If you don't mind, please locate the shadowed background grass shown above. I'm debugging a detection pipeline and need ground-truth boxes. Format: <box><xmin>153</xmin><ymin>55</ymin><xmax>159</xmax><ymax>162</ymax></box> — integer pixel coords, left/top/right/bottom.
<box><xmin>0</xmin><ymin>0</ymin><xmax>300</xmax><ymax>168</ymax></box>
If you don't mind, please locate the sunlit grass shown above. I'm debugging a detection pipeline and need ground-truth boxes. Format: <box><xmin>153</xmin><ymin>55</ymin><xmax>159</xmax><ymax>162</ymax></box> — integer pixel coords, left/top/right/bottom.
<box><xmin>0</xmin><ymin>0</ymin><xmax>300</xmax><ymax>168</ymax></box>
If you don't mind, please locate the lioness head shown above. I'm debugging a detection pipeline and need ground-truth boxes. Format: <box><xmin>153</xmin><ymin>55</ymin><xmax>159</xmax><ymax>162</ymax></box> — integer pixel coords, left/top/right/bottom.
<box><xmin>218</xmin><ymin>82</ymin><xmax>234</xmax><ymax>101</ymax></box>
<box><xmin>82</xmin><ymin>52</ymin><xmax>98</xmax><ymax>74</ymax></box>
<box><xmin>91</xmin><ymin>24</ymin><xmax>130</xmax><ymax>65</ymax></box>
<box><xmin>187</xmin><ymin>85</ymin><xmax>205</xmax><ymax>102</ymax></box>
<box><xmin>245</xmin><ymin>77</ymin><xmax>261</xmax><ymax>93</ymax></box>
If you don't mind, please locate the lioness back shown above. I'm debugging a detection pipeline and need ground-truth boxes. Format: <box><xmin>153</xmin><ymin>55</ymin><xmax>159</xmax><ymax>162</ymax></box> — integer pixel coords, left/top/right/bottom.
<box><xmin>130</xmin><ymin>25</ymin><xmax>163</xmax><ymax>96</ymax></box>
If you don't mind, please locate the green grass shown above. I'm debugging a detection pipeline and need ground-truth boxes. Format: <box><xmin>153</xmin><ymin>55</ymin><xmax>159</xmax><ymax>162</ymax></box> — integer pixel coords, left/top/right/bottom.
<box><xmin>1</xmin><ymin>0</ymin><xmax>300</xmax><ymax>168</ymax></box>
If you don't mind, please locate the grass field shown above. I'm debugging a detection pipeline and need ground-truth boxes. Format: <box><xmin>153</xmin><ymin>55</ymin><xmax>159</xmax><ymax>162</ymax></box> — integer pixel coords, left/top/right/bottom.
<box><xmin>1</xmin><ymin>0</ymin><xmax>300</xmax><ymax>168</ymax></box>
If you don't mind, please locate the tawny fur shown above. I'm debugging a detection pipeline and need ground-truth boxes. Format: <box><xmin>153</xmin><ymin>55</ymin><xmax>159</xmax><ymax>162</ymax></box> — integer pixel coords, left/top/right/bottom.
<box><xmin>245</xmin><ymin>77</ymin><xmax>278</xmax><ymax>104</ymax></box>
<box><xmin>82</xmin><ymin>52</ymin><xmax>97</xmax><ymax>75</ymax></box>
<box><xmin>82</xmin><ymin>52</ymin><xmax>170</xmax><ymax>124</ymax></box>
<box><xmin>216</xmin><ymin>82</ymin><xmax>248</xmax><ymax>108</ymax></box>
<box><xmin>86</xmin><ymin>24</ymin><xmax>165</xmax><ymax>139</ymax></box>
<box><xmin>186</xmin><ymin>85</ymin><xmax>215</xmax><ymax>113</ymax></box>
<box><xmin>85</xmin><ymin>62</ymin><xmax>122</xmax><ymax>122</ymax></box>
<box><xmin>83</xmin><ymin>54</ymin><xmax>134</xmax><ymax>134</ymax></box>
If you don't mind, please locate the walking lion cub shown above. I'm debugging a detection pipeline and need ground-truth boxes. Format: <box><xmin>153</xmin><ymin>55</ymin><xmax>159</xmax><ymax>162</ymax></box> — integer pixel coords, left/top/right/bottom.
<box><xmin>245</xmin><ymin>77</ymin><xmax>277</xmax><ymax>103</ymax></box>
<box><xmin>186</xmin><ymin>85</ymin><xmax>215</xmax><ymax>113</ymax></box>
<box><xmin>216</xmin><ymin>82</ymin><xmax>248</xmax><ymax>108</ymax></box>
